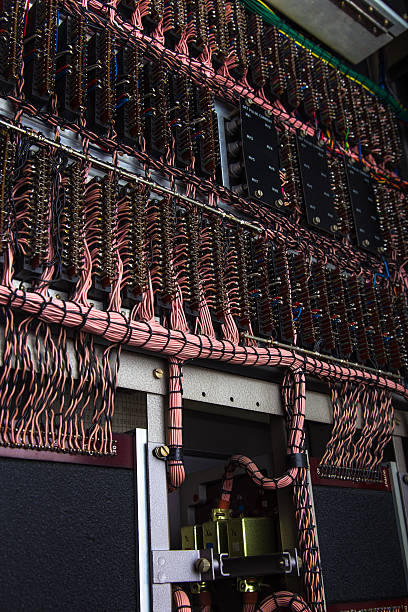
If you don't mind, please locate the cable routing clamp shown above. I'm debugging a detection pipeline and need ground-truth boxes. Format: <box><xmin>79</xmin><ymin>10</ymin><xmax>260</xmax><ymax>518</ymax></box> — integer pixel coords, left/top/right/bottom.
<box><xmin>286</xmin><ymin>453</ymin><xmax>308</xmax><ymax>469</ymax></box>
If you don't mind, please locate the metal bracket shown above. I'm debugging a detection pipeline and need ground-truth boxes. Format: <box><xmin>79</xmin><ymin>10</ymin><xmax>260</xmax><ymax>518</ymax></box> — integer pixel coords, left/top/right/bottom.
<box><xmin>151</xmin><ymin>550</ymin><xmax>202</xmax><ymax>584</ymax></box>
<box><xmin>218</xmin><ymin>553</ymin><xmax>230</xmax><ymax>577</ymax></box>
<box><xmin>151</xmin><ymin>547</ymin><xmax>300</xmax><ymax>584</ymax></box>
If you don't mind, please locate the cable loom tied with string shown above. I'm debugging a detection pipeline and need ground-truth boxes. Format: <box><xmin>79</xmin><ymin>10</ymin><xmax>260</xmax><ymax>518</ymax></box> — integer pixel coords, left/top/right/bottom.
<box><xmin>0</xmin><ymin>131</ymin><xmax>406</xmax><ymax>611</ymax></box>
<box><xmin>0</xmin><ymin>0</ymin><xmax>407</xmax><ymax>611</ymax></box>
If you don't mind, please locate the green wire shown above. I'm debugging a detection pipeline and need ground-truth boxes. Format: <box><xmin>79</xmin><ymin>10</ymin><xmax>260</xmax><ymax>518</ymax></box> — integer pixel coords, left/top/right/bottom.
<box><xmin>240</xmin><ymin>0</ymin><xmax>408</xmax><ymax>122</ymax></box>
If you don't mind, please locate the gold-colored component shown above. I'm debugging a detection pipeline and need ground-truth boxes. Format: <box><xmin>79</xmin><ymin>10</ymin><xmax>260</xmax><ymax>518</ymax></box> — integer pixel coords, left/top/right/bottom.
<box><xmin>153</xmin><ymin>445</ymin><xmax>170</xmax><ymax>460</ymax></box>
<box><xmin>237</xmin><ymin>577</ymin><xmax>261</xmax><ymax>593</ymax></box>
<box><xmin>153</xmin><ymin>367</ymin><xmax>164</xmax><ymax>379</ymax></box>
<box><xmin>195</xmin><ymin>557</ymin><xmax>211</xmax><ymax>574</ymax></box>
<box><xmin>211</xmin><ymin>508</ymin><xmax>232</xmax><ymax>521</ymax></box>
<box><xmin>202</xmin><ymin>509</ymin><xmax>232</xmax><ymax>554</ymax></box>
<box><xmin>181</xmin><ymin>524</ymin><xmax>203</xmax><ymax>550</ymax></box>
<box><xmin>227</xmin><ymin>517</ymin><xmax>275</xmax><ymax>558</ymax></box>
<box><xmin>191</xmin><ymin>581</ymin><xmax>209</xmax><ymax>594</ymax></box>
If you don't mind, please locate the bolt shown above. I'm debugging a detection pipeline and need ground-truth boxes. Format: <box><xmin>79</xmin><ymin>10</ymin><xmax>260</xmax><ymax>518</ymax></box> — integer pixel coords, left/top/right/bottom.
<box><xmin>153</xmin><ymin>367</ymin><xmax>164</xmax><ymax>379</ymax></box>
<box><xmin>362</xmin><ymin>239</ymin><xmax>370</xmax><ymax>247</ymax></box>
<box><xmin>313</xmin><ymin>216</ymin><xmax>321</xmax><ymax>225</ymax></box>
<box><xmin>195</xmin><ymin>558</ymin><xmax>211</xmax><ymax>574</ymax></box>
<box><xmin>330</xmin><ymin>224</ymin><xmax>339</xmax><ymax>232</ymax></box>
<box><xmin>377</xmin><ymin>246</ymin><xmax>385</xmax><ymax>254</ymax></box>
<box><xmin>254</xmin><ymin>189</ymin><xmax>263</xmax><ymax>198</ymax></box>
<box><xmin>153</xmin><ymin>445</ymin><xmax>170</xmax><ymax>460</ymax></box>
<box><xmin>275</xmin><ymin>199</ymin><xmax>284</xmax><ymax>207</ymax></box>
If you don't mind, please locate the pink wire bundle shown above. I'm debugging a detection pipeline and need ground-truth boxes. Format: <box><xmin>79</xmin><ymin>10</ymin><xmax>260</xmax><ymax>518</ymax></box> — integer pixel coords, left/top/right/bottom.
<box><xmin>172</xmin><ymin>586</ymin><xmax>192</xmax><ymax>611</ymax></box>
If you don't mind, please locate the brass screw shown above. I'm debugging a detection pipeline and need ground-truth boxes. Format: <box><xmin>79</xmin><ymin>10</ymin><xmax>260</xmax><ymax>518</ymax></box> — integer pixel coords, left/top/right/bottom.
<box><xmin>330</xmin><ymin>224</ymin><xmax>339</xmax><ymax>232</ymax></box>
<box><xmin>195</xmin><ymin>558</ymin><xmax>211</xmax><ymax>574</ymax></box>
<box><xmin>313</xmin><ymin>216</ymin><xmax>321</xmax><ymax>225</ymax></box>
<box><xmin>153</xmin><ymin>368</ymin><xmax>164</xmax><ymax>379</ymax></box>
<box><xmin>362</xmin><ymin>239</ymin><xmax>370</xmax><ymax>247</ymax></box>
<box><xmin>254</xmin><ymin>189</ymin><xmax>263</xmax><ymax>198</ymax></box>
<box><xmin>153</xmin><ymin>445</ymin><xmax>170</xmax><ymax>460</ymax></box>
<box><xmin>276</xmin><ymin>199</ymin><xmax>284</xmax><ymax>207</ymax></box>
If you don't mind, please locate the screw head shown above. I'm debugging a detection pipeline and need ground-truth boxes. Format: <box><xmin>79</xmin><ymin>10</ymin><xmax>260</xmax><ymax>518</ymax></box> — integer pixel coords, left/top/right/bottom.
<box><xmin>254</xmin><ymin>189</ymin><xmax>263</xmax><ymax>198</ymax></box>
<box><xmin>195</xmin><ymin>558</ymin><xmax>211</xmax><ymax>574</ymax></box>
<box><xmin>153</xmin><ymin>368</ymin><xmax>164</xmax><ymax>379</ymax></box>
<box><xmin>275</xmin><ymin>199</ymin><xmax>284</xmax><ymax>207</ymax></box>
<box><xmin>313</xmin><ymin>216</ymin><xmax>321</xmax><ymax>225</ymax></box>
<box><xmin>362</xmin><ymin>239</ymin><xmax>370</xmax><ymax>247</ymax></box>
<box><xmin>330</xmin><ymin>224</ymin><xmax>339</xmax><ymax>232</ymax></box>
<box><xmin>153</xmin><ymin>445</ymin><xmax>170</xmax><ymax>460</ymax></box>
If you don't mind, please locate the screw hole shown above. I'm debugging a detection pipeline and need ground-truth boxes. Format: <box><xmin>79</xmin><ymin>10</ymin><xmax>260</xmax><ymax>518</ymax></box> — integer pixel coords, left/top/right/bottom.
<box><xmin>230</xmin><ymin>397</ymin><xmax>234</xmax><ymax>402</ymax></box>
<box><xmin>256</xmin><ymin>401</ymin><xmax>260</xmax><ymax>407</ymax></box>
<box><xmin>202</xmin><ymin>391</ymin><xmax>206</xmax><ymax>397</ymax></box>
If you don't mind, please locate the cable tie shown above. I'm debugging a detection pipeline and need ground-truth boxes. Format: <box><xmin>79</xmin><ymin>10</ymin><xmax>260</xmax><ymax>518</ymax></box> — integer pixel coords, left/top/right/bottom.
<box><xmin>287</xmin><ymin>452</ymin><xmax>308</xmax><ymax>468</ymax></box>
<box><xmin>168</xmin><ymin>446</ymin><xmax>183</xmax><ymax>462</ymax></box>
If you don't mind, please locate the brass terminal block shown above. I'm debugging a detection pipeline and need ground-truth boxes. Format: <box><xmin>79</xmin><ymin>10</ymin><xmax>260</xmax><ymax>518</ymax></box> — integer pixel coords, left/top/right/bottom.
<box><xmin>211</xmin><ymin>508</ymin><xmax>233</xmax><ymax>521</ymax></box>
<box><xmin>237</xmin><ymin>578</ymin><xmax>261</xmax><ymax>593</ymax></box>
<box><xmin>190</xmin><ymin>581</ymin><xmax>209</xmax><ymax>595</ymax></box>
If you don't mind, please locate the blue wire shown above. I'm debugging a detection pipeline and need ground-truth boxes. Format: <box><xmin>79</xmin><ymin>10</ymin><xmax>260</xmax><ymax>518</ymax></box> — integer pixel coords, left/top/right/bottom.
<box><xmin>116</xmin><ymin>97</ymin><xmax>129</xmax><ymax>109</ymax></box>
<box><xmin>293</xmin><ymin>306</ymin><xmax>303</xmax><ymax>321</ymax></box>
<box><xmin>114</xmin><ymin>53</ymin><xmax>118</xmax><ymax>80</ymax></box>
<box><xmin>382</xmin><ymin>256</ymin><xmax>390</xmax><ymax>278</ymax></box>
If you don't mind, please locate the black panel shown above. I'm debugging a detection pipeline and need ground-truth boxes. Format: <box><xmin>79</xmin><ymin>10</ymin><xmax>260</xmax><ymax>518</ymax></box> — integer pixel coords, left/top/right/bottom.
<box><xmin>313</xmin><ymin>485</ymin><xmax>407</xmax><ymax>603</ymax></box>
<box><xmin>346</xmin><ymin>163</ymin><xmax>384</xmax><ymax>255</ymax></box>
<box><xmin>0</xmin><ymin>456</ymin><xmax>137</xmax><ymax>612</ymax></box>
<box><xmin>184</xmin><ymin>408</ymin><xmax>273</xmax><ymax>458</ymax></box>
<box><xmin>240</xmin><ymin>101</ymin><xmax>282</xmax><ymax>207</ymax></box>
<box><xmin>296</xmin><ymin>135</ymin><xmax>337</xmax><ymax>233</ymax></box>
